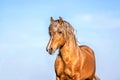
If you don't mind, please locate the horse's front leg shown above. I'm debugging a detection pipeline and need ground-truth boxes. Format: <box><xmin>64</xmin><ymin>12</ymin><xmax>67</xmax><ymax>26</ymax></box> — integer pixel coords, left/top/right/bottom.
<box><xmin>56</xmin><ymin>74</ymin><xmax>68</xmax><ymax>80</ymax></box>
<box><xmin>72</xmin><ymin>72</ymin><xmax>81</xmax><ymax>80</ymax></box>
<box><xmin>55</xmin><ymin>56</ymin><xmax>64</xmax><ymax>80</ymax></box>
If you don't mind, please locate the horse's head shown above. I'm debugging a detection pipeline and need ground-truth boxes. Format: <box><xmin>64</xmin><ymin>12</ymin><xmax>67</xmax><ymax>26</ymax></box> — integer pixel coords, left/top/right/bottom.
<box><xmin>46</xmin><ymin>17</ymin><xmax>75</xmax><ymax>54</ymax></box>
<box><xmin>46</xmin><ymin>17</ymin><xmax>67</xmax><ymax>54</ymax></box>
<box><xmin>46</xmin><ymin>17</ymin><xmax>69</xmax><ymax>54</ymax></box>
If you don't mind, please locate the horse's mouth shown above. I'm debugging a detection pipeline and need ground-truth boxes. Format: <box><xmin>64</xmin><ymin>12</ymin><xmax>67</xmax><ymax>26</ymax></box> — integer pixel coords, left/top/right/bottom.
<box><xmin>49</xmin><ymin>50</ymin><xmax>55</xmax><ymax>55</ymax></box>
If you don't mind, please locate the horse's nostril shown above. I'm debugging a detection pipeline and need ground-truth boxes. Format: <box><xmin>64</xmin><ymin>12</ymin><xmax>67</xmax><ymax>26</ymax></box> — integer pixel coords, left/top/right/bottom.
<box><xmin>49</xmin><ymin>47</ymin><xmax>55</xmax><ymax>54</ymax></box>
<box><xmin>50</xmin><ymin>47</ymin><xmax>53</xmax><ymax>52</ymax></box>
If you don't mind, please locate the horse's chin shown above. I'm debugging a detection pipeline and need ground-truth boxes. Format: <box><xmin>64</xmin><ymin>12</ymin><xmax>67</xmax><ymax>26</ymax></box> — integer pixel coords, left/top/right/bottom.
<box><xmin>49</xmin><ymin>50</ymin><xmax>56</xmax><ymax>55</ymax></box>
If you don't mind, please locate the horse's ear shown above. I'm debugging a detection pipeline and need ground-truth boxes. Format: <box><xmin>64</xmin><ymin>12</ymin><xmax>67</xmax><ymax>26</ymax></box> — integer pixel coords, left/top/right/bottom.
<box><xmin>58</xmin><ymin>17</ymin><xmax>63</xmax><ymax>25</ymax></box>
<box><xmin>50</xmin><ymin>17</ymin><xmax>54</xmax><ymax>23</ymax></box>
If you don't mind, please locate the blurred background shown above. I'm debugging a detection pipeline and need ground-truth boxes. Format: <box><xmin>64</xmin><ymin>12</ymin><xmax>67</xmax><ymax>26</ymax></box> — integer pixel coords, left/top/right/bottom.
<box><xmin>0</xmin><ymin>0</ymin><xmax>120</xmax><ymax>80</ymax></box>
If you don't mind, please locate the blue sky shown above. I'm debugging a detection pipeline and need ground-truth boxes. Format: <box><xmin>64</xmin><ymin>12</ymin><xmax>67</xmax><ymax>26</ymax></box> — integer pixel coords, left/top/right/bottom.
<box><xmin>0</xmin><ymin>0</ymin><xmax>120</xmax><ymax>80</ymax></box>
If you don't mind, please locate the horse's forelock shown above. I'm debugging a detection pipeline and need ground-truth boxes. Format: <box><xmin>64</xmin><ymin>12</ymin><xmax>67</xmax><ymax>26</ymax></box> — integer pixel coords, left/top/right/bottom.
<box><xmin>50</xmin><ymin>20</ymin><xmax>74</xmax><ymax>35</ymax></box>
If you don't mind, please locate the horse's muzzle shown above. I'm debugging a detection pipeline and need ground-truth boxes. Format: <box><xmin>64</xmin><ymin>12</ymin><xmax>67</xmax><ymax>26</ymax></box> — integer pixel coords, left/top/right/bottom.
<box><xmin>46</xmin><ymin>47</ymin><xmax>55</xmax><ymax>54</ymax></box>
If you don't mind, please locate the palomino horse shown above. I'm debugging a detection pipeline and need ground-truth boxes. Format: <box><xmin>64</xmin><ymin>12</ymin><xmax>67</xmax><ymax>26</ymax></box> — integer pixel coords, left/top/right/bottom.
<box><xmin>46</xmin><ymin>17</ymin><xmax>99</xmax><ymax>80</ymax></box>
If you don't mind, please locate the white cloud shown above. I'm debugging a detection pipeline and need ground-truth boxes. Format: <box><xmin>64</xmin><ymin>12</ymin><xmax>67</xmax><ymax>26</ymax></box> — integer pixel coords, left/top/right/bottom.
<box><xmin>72</xmin><ymin>12</ymin><xmax>120</xmax><ymax>29</ymax></box>
<box><xmin>82</xmin><ymin>14</ymin><xmax>93</xmax><ymax>22</ymax></box>
<box><xmin>72</xmin><ymin>14</ymin><xmax>92</xmax><ymax>23</ymax></box>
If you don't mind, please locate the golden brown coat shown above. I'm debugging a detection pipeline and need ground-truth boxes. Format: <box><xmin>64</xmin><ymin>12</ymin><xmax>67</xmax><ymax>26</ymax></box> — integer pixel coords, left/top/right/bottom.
<box><xmin>46</xmin><ymin>17</ymin><xmax>100</xmax><ymax>80</ymax></box>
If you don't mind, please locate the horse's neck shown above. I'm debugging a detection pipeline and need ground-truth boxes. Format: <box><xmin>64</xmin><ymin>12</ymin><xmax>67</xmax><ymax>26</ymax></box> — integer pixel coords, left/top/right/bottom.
<box><xmin>60</xmin><ymin>35</ymin><xmax>79</xmax><ymax>60</ymax></box>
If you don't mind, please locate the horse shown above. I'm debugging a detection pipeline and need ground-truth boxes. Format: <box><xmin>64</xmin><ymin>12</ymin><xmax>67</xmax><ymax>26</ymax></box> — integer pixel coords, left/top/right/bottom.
<box><xmin>46</xmin><ymin>17</ymin><xmax>100</xmax><ymax>80</ymax></box>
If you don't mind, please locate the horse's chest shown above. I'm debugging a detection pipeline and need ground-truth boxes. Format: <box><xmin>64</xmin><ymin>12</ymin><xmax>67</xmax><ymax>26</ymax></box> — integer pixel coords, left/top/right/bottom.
<box><xmin>63</xmin><ymin>56</ymin><xmax>70</xmax><ymax>64</ymax></box>
<box><xmin>63</xmin><ymin>56</ymin><xmax>76</xmax><ymax>76</ymax></box>
<box><xmin>55</xmin><ymin>55</ymin><xmax>73</xmax><ymax>76</ymax></box>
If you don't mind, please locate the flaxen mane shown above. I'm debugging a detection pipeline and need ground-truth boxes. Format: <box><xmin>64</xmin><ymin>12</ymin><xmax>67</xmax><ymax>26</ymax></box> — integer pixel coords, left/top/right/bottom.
<box><xmin>61</xmin><ymin>20</ymin><xmax>77</xmax><ymax>45</ymax></box>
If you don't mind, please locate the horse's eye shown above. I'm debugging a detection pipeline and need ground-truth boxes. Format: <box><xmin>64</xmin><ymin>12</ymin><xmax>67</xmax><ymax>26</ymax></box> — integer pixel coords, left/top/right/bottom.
<box><xmin>54</xmin><ymin>24</ymin><xmax>57</xmax><ymax>27</ymax></box>
<box><xmin>58</xmin><ymin>31</ymin><xmax>62</xmax><ymax>34</ymax></box>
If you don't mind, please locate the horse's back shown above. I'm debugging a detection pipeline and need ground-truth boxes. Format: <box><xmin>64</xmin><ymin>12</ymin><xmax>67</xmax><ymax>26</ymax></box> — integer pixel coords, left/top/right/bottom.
<box><xmin>79</xmin><ymin>45</ymin><xmax>95</xmax><ymax>58</ymax></box>
<box><xmin>79</xmin><ymin>45</ymin><xmax>96</xmax><ymax>79</ymax></box>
